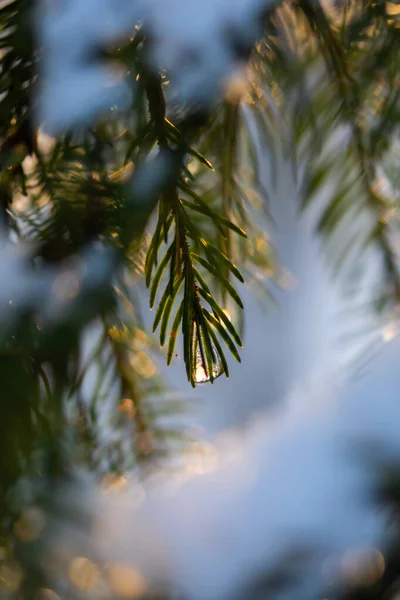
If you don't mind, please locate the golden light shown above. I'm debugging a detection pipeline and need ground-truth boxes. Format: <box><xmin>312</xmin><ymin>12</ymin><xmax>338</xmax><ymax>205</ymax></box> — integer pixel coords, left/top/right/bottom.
<box><xmin>341</xmin><ymin>547</ymin><xmax>385</xmax><ymax>587</ymax></box>
<box><xmin>38</xmin><ymin>588</ymin><xmax>62</xmax><ymax>600</ymax></box>
<box><xmin>37</xmin><ymin>129</ymin><xmax>56</xmax><ymax>154</ymax></box>
<box><xmin>270</xmin><ymin>81</ymin><xmax>284</xmax><ymax>107</ymax></box>
<box><xmin>68</xmin><ymin>557</ymin><xmax>101</xmax><ymax>592</ymax></box>
<box><xmin>133</xmin><ymin>329</ymin><xmax>149</xmax><ymax>347</ymax></box>
<box><xmin>386</xmin><ymin>2</ymin><xmax>400</xmax><ymax>16</ymax></box>
<box><xmin>372</xmin><ymin>176</ymin><xmax>392</xmax><ymax>200</ymax></box>
<box><xmin>223</xmin><ymin>65</ymin><xmax>250</xmax><ymax>104</ymax></box>
<box><xmin>379</xmin><ymin>206</ymin><xmax>396</xmax><ymax>224</ymax></box>
<box><xmin>109</xmin><ymin>161</ymin><xmax>134</xmax><ymax>184</ymax></box>
<box><xmin>108</xmin><ymin>324</ymin><xmax>124</xmax><ymax>341</ymax></box>
<box><xmin>13</xmin><ymin>507</ymin><xmax>46</xmax><ymax>543</ymax></box>
<box><xmin>256</xmin><ymin>237</ymin><xmax>268</xmax><ymax>252</ymax></box>
<box><xmin>107</xmin><ymin>564</ymin><xmax>147</xmax><ymax>598</ymax></box>
<box><xmin>222</xmin><ymin>309</ymin><xmax>232</xmax><ymax>322</ymax></box>
<box><xmin>183</xmin><ymin>441</ymin><xmax>220</xmax><ymax>477</ymax></box>
<box><xmin>118</xmin><ymin>398</ymin><xmax>136</xmax><ymax>420</ymax></box>
<box><xmin>0</xmin><ymin>562</ymin><xmax>24</xmax><ymax>592</ymax></box>
<box><xmin>130</xmin><ymin>351</ymin><xmax>157</xmax><ymax>379</ymax></box>
<box><xmin>382</xmin><ymin>323</ymin><xmax>397</xmax><ymax>342</ymax></box>
<box><xmin>101</xmin><ymin>473</ymin><xmax>128</xmax><ymax>493</ymax></box>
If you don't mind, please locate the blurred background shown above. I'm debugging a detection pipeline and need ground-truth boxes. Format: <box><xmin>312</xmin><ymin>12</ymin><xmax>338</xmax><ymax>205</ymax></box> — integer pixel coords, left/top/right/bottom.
<box><xmin>0</xmin><ymin>0</ymin><xmax>400</xmax><ymax>599</ymax></box>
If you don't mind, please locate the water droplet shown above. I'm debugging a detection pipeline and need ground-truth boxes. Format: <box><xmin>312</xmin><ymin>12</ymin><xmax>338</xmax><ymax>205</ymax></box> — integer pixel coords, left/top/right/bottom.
<box><xmin>192</xmin><ymin>322</ymin><xmax>223</xmax><ymax>383</ymax></box>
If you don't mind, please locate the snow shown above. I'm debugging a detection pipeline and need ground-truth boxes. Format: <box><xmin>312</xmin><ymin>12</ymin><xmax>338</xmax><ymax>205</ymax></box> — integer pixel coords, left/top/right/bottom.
<box><xmin>37</xmin><ymin>0</ymin><xmax>134</xmax><ymax>134</ymax></box>
<box><xmin>37</xmin><ymin>0</ymin><xmax>277</xmax><ymax>133</ymax></box>
<box><xmin>54</xmin><ymin>339</ymin><xmax>400</xmax><ymax>600</ymax></box>
<box><xmin>0</xmin><ymin>228</ymin><xmax>115</xmax><ymax>329</ymax></box>
<box><xmin>33</xmin><ymin>4</ymin><xmax>400</xmax><ymax>596</ymax></box>
<box><xmin>46</xmin><ymin>159</ymin><xmax>400</xmax><ymax>600</ymax></box>
<box><xmin>143</xmin><ymin>0</ymin><xmax>267</xmax><ymax>105</ymax></box>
